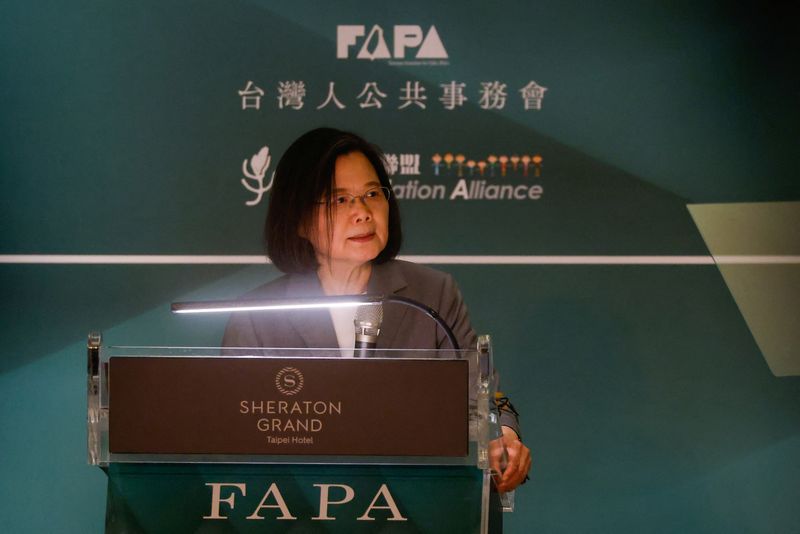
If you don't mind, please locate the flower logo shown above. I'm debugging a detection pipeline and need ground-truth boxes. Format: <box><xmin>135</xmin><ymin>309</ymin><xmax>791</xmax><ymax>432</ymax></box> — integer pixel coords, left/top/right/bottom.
<box><xmin>241</xmin><ymin>145</ymin><xmax>275</xmax><ymax>207</ymax></box>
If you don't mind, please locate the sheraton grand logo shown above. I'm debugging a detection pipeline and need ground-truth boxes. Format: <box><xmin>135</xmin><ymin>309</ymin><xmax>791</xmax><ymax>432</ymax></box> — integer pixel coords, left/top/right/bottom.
<box><xmin>240</xmin><ymin>144</ymin><xmax>545</xmax><ymax>206</ymax></box>
<box><xmin>275</xmin><ymin>366</ymin><xmax>304</xmax><ymax>396</ymax></box>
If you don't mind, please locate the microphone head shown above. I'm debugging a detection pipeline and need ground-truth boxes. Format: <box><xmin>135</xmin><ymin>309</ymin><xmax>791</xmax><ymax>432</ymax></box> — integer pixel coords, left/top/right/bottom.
<box><xmin>354</xmin><ymin>302</ymin><xmax>383</xmax><ymax>336</ymax></box>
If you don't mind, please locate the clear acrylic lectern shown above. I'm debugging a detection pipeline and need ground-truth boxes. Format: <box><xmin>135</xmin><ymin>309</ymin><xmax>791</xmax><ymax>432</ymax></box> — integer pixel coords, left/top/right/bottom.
<box><xmin>87</xmin><ymin>333</ymin><xmax>513</xmax><ymax>533</ymax></box>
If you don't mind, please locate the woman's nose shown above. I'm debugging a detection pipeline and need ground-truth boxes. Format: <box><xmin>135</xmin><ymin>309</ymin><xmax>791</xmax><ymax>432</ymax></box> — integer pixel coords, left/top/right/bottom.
<box><xmin>350</xmin><ymin>196</ymin><xmax>373</xmax><ymax>222</ymax></box>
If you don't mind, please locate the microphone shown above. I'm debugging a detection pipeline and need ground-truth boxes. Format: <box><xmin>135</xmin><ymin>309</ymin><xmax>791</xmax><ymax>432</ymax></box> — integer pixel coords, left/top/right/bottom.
<box><xmin>353</xmin><ymin>303</ymin><xmax>383</xmax><ymax>357</ymax></box>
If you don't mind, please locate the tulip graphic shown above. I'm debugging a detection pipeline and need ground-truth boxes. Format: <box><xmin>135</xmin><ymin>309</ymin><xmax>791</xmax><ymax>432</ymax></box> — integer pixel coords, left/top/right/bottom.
<box><xmin>520</xmin><ymin>155</ymin><xmax>531</xmax><ymax>177</ymax></box>
<box><xmin>444</xmin><ymin>153</ymin><xmax>454</xmax><ymax>172</ymax></box>
<box><xmin>487</xmin><ymin>154</ymin><xmax>497</xmax><ymax>177</ymax></box>
<box><xmin>455</xmin><ymin>153</ymin><xmax>465</xmax><ymax>177</ymax></box>
<box><xmin>532</xmin><ymin>154</ymin><xmax>543</xmax><ymax>178</ymax></box>
<box><xmin>432</xmin><ymin>153</ymin><xmax>442</xmax><ymax>176</ymax></box>
<box><xmin>499</xmin><ymin>155</ymin><xmax>509</xmax><ymax>177</ymax></box>
<box><xmin>466</xmin><ymin>160</ymin><xmax>476</xmax><ymax>176</ymax></box>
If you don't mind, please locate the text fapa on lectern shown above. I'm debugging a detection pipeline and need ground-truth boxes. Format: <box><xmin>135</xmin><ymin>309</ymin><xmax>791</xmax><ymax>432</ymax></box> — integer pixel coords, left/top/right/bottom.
<box><xmin>87</xmin><ymin>333</ymin><xmax>514</xmax><ymax>533</ymax></box>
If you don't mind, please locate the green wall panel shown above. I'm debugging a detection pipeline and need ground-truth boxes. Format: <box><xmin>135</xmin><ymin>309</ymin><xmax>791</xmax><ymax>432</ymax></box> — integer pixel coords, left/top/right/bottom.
<box><xmin>2</xmin><ymin>1</ymin><xmax>798</xmax><ymax>532</ymax></box>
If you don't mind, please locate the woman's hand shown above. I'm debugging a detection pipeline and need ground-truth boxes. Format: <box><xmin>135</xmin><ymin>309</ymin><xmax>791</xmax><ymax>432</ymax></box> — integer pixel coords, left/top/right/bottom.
<box><xmin>490</xmin><ymin>425</ymin><xmax>532</xmax><ymax>493</ymax></box>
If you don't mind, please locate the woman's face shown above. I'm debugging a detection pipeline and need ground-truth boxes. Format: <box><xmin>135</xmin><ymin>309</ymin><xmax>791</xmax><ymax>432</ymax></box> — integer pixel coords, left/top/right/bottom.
<box><xmin>307</xmin><ymin>151</ymin><xmax>389</xmax><ymax>270</ymax></box>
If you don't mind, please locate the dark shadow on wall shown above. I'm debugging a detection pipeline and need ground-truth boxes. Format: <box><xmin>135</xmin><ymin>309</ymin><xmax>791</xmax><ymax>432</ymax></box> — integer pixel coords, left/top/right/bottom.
<box><xmin>0</xmin><ymin>264</ymin><xmax>257</xmax><ymax>374</ymax></box>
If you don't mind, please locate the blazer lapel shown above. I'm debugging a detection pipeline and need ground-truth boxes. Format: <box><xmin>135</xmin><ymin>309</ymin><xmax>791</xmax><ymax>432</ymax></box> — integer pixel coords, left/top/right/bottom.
<box><xmin>285</xmin><ymin>272</ymin><xmax>339</xmax><ymax>349</ymax></box>
<box><xmin>368</xmin><ymin>262</ymin><xmax>409</xmax><ymax>349</ymax></box>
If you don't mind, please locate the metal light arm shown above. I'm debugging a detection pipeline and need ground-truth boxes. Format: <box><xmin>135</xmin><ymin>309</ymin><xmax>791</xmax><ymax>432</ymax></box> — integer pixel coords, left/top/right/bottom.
<box><xmin>171</xmin><ymin>294</ymin><xmax>460</xmax><ymax>350</ymax></box>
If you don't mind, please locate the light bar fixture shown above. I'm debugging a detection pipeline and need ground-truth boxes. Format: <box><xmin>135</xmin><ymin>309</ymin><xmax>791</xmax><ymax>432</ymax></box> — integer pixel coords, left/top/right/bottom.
<box><xmin>171</xmin><ymin>295</ymin><xmax>382</xmax><ymax>314</ymax></box>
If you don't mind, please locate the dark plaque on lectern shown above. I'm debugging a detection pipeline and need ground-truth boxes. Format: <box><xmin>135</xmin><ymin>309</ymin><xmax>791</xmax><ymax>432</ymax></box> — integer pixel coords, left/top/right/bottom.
<box><xmin>108</xmin><ymin>357</ymin><xmax>469</xmax><ymax>457</ymax></box>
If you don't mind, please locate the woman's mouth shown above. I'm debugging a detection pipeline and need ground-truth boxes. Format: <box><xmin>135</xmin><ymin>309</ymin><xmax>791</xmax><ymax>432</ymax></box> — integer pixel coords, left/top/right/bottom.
<box><xmin>348</xmin><ymin>232</ymin><xmax>375</xmax><ymax>243</ymax></box>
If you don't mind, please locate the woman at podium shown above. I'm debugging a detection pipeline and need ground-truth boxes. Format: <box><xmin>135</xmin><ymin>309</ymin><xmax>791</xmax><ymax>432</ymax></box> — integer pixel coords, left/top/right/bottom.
<box><xmin>223</xmin><ymin>127</ymin><xmax>531</xmax><ymax>491</ymax></box>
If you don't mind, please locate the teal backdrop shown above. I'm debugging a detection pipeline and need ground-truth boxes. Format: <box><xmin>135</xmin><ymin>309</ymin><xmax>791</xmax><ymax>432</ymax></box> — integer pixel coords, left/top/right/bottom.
<box><xmin>1</xmin><ymin>1</ymin><xmax>798</xmax><ymax>533</ymax></box>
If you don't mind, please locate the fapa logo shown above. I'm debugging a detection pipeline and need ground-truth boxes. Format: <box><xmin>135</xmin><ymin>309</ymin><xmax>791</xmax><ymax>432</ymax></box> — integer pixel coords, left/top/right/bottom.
<box><xmin>336</xmin><ymin>25</ymin><xmax>448</xmax><ymax>61</ymax></box>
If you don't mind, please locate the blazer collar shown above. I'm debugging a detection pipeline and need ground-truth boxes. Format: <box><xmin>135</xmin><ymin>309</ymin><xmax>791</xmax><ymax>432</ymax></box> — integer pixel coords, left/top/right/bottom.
<box><xmin>283</xmin><ymin>261</ymin><xmax>410</xmax><ymax>350</ymax></box>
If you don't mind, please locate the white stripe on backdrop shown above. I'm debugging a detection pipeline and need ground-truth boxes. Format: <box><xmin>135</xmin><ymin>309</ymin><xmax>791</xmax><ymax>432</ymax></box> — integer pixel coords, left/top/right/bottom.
<box><xmin>1</xmin><ymin>255</ymin><xmax>799</xmax><ymax>265</ymax></box>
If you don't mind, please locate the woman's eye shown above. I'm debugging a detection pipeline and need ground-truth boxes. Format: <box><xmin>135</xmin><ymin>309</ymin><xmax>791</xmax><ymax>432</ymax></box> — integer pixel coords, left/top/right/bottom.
<box><xmin>364</xmin><ymin>190</ymin><xmax>379</xmax><ymax>199</ymax></box>
<box><xmin>334</xmin><ymin>195</ymin><xmax>349</xmax><ymax>205</ymax></box>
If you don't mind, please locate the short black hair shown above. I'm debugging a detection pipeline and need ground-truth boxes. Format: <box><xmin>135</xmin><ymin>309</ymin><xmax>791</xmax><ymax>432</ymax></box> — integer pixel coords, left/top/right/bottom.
<box><xmin>265</xmin><ymin>127</ymin><xmax>402</xmax><ymax>273</ymax></box>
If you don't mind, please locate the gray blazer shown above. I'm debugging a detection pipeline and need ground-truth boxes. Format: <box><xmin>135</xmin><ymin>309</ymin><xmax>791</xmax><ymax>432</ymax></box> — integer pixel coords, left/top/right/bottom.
<box><xmin>222</xmin><ymin>260</ymin><xmax>476</xmax><ymax>350</ymax></box>
<box><xmin>222</xmin><ymin>259</ymin><xmax>520</xmax><ymax>433</ymax></box>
